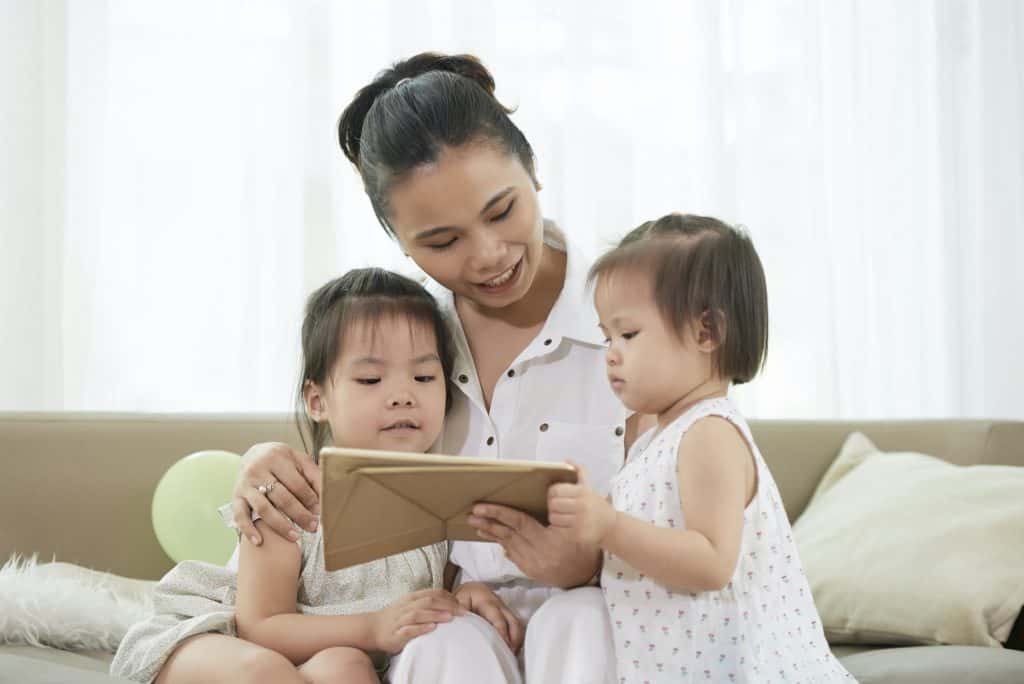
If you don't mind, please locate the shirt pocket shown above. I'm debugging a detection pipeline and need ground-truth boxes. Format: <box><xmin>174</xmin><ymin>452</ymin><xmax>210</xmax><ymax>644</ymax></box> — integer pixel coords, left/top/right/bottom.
<box><xmin>534</xmin><ymin>420</ymin><xmax>624</xmax><ymax>496</ymax></box>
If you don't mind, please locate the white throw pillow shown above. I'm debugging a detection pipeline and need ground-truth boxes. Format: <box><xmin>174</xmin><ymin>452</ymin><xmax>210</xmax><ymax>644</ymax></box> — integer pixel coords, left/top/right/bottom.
<box><xmin>793</xmin><ymin>432</ymin><xmax>1024</xmax><ymax>647</ymax></box>
<box><xmin>0</xmin><ymin>555</ymin><xmax>155</xmax><ymax>653</ymax></box>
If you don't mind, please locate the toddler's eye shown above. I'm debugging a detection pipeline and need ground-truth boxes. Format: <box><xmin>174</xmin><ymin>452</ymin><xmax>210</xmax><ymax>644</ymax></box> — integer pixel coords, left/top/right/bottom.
<box><xmin>622</xmin><ymin>331</ymin><xmax>638</xmax><ymax>340</ymax></box>
<box><xmin>356</xmin><ymin>378</ymin><xmax>381</xmax><ymax>385</ymax></box>
<box><xmin>414</xmin><ymin>375</ymin><xmax>436</xmax><ymax>383</ymax></box>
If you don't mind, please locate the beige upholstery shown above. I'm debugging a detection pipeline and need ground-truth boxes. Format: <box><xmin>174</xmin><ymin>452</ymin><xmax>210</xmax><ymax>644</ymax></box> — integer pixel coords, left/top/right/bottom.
<box><xmin>2</xmin><ymin>413</ymin><xmax>299</xmax><ymax>580</ymax></box>
<box><xmin>4</xmin><ymin>413</ymin><xmax>1021</xmax><ymax>580</ymax></box>
<box><xmin>2</xmin><ymin>413</ymin><xmax>1023</xmax><ymax>683</ymax></box>
<box><xmin>750</xmin><ymin>419</ymin><xmax>1024</xmax><ymax>520</ymax></box>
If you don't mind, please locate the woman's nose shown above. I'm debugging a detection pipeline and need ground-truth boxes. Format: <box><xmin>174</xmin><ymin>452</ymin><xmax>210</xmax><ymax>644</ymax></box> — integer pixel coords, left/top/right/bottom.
<box><xmin>470</xmin><ymin>230</ymin><xmax>507</xmax><ymax>271</ymax></box>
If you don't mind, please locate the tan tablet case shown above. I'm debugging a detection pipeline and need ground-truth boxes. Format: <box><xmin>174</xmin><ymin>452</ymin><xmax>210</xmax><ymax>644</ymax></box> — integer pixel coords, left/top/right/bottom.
<box><xmin>320</xmin><ymin>447</ymin><xmax>577</xmax><ymax>571</ymax></box>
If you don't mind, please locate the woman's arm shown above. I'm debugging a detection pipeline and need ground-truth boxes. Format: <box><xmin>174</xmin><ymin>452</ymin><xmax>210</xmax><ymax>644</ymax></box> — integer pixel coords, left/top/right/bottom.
<box><xmin>231</xmin><ymin>443</ymin><xmax>322</xmax><ymax>546</ymax></box>
<box><xmin>467</xmin><ymin>419</ymin><xmax>637</xmax><ymax>589</ymax></box>
<box><xmin>467</xmin><ymin>508</ymin><xmax>602</xmax><ymax>588</ymax></box>
<box><xmin>549</xmin><ymin>417</ymin><xmax>755</xmax><ymax>593</ymax></box>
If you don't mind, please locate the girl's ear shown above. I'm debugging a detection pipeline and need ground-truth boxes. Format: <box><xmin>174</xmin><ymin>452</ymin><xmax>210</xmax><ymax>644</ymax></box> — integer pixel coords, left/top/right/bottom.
<box><xmin>303</xmin><ymin>379</ymin><xmax>328</xmax><ymax>422</ymax></box>
<box><xmin>696</xmin><ymin>310</ymin><xmax>726</xmax><ymax>353</ymax></box>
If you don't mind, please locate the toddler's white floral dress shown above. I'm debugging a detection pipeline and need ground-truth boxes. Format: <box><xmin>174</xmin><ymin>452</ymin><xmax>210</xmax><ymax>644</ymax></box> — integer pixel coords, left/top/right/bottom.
<box><xmin>603</xmin><ymin>397</ymin><xmax>855</xmax><ymax>683</ymax></box>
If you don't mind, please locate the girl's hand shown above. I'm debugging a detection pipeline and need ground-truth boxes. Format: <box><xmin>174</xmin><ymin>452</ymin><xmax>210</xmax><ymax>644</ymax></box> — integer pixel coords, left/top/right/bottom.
<box><xmin>369</xmin><ymin>589</ymin><xmax>466</xmax><ymax>654</ymax></box>
<box><xmin>231</xmin><ymin>442</ymin><xmax>322</xmax><ymax>545</ymax></box>
<box><xmin>453</xmin><ymin>582</ymin><xmax>524</xmax><ymax>653</ymax></box>
<box><xmin>547</xmin><ymin>464</ymin><xmax>618</xmax><ymax>546</ymax></box>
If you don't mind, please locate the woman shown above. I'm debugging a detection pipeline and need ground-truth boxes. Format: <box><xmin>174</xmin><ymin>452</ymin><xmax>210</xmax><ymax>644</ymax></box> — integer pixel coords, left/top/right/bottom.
<box><xmin>231</xmin><ymin>52</ymin><xmax>642</xmax><ymax>683</ymax></box>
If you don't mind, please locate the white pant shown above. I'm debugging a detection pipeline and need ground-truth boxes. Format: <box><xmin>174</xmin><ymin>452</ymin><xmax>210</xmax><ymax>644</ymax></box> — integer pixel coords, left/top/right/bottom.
<box><xmin>388</xmin><ymin>585</ymin><xmax>615</xmax><ymax>683</ymax></box>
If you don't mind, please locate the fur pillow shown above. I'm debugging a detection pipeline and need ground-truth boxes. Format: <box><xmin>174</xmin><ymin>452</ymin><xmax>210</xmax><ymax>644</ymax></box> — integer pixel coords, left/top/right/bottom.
<box><xmin>0</xmin><ymin>555</ymin><xmax>155</xmax><ymax>653</ymax></box>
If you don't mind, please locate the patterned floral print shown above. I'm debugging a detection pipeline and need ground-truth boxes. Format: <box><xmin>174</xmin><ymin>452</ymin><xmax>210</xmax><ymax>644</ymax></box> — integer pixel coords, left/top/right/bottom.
<box><xmin>602</xmin><ymin>397</ymin><xmax>855</xmax><ymax>683</ymax></box>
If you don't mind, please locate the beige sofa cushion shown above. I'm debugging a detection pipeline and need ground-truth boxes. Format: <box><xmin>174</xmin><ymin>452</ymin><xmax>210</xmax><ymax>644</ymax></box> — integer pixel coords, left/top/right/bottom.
<box><xmin>0</xmin><ymin>649</ymin><xmax>123</xmax><ymax>683</ymax></box>
<box><xmin>793</xmin><ymin>432</ymin><xmax>1024</xmax><ymax>647</ymax></box>
<box><xmin>839</xmin><ymin>645</ymin><xmax>1024</xmax><ymax>684</ymax></box>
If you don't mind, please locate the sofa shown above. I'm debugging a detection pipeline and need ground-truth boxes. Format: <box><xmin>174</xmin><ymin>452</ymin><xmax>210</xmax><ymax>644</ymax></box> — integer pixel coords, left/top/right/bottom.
<box><xmin>1</xmin><ymin>413</ymin><xmax>1022</xmax><ymax>683</ymax></box>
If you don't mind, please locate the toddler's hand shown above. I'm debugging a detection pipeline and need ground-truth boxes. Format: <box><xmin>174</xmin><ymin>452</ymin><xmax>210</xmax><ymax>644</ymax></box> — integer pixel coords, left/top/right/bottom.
<box><xmin>369</xmin><ymin>588</ymin><xmax>466</xmax><ymax>654</ymax></box>
<box><xmin>454</xmin><ymin>582</ymin><xmax>524</xmax><ymax>653</ymax></box>
<box><xmin>547</xmin><ymin>464</ymin><xmax>618</xmax><ymax>546</ymax></box>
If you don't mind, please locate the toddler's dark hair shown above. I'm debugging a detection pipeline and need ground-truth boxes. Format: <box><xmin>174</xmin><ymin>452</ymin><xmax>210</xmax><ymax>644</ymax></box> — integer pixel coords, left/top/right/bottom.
<box><xmin>296</xmin><ymin>268</ymin><xmax>454</xmax><ymax>460</ymax></box>
<box><xmin>588</xmin><ymin>213</ymin><xmax>768</xmax><ymax>385</ymax></box>
<box><xmin>337</xmin><ymin>52</ymin><xmax>537</xmax><ymax>237</ymax></box>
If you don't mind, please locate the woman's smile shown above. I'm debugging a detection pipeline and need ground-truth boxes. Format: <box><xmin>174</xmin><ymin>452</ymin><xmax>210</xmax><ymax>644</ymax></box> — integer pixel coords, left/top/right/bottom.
<box><xmin>474</xmin><ymin>257</ymin><xmax>523</xmax><ymax>294</ymax></box>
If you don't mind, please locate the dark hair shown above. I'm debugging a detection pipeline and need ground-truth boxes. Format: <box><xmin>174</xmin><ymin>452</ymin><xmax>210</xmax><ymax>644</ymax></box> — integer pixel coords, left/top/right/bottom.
<box><xmin>337</xmin><ymin>52</ymin><xmax>537</xmax><ymax>237</ymax></box>
<box><xmin>588</xmin><ymin>213</ymin><xmax>769</xmax><ymax>385</ymax></box>
<box><xmin>296</xmin><ymin>267</ymin><xmax>455</xmax><ymax>461</ymax></box>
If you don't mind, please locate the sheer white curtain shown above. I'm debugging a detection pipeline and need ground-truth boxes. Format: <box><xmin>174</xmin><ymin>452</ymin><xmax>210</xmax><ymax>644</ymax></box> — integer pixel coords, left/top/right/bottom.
<box><xmin>2</xmin><ymin>0</ymin><xmax>1022</xmax><ymax>417</ymax></box>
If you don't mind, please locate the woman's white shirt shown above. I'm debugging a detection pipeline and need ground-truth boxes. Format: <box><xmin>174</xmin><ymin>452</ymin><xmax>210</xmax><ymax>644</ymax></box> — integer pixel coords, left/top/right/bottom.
<box><xmin>425</xmin><ymin>222</ymin><xmax>628</xmax><ymax>585</ymax></box>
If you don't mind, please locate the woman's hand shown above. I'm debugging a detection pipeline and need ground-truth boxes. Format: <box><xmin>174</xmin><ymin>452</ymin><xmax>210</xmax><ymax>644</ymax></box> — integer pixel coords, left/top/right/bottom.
<box><xmin>467</xmin><ymin>502</ymin><xmax>601</xmax><ymax>589</ymax></box>
<box><xmin>231</xmin><ymin>442</ymin><xmax>322</xmax><ymax>545</ymax></box>
<box><xmin>369</xmin><ymin>589</ymin><xmax>466</xmax><ymax>654</ymax></box>
<box><xmin>454</xmin><ymin>582</ymin><xmax>524</xmax><ymax>653</ymax></box>
<box><xmin>547</xmin><ymin>465</ymin><xmax>618</xmax><ymax>546</ymax></box>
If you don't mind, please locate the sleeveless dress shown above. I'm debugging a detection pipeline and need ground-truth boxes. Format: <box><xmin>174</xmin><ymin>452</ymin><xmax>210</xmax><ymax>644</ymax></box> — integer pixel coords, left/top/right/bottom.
<box><xmin>110</xmin><ymin>525</ymin><xmax>446</xmax><ymax>683</ymax></box>
<box><xmin>602</xmin><ymin>397</ymin><xmax>855</xmax><ymax>683</ymax></box>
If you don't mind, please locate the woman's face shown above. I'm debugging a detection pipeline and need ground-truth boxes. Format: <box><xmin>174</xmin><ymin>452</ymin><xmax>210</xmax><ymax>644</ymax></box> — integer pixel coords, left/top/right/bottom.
<box><xmin>386</xmin><ymin>143</ymin><xmax>545</xmax><ymax>310</ymax></box>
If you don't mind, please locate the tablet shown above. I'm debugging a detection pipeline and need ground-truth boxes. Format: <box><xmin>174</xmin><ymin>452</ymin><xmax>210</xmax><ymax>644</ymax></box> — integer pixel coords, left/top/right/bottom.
<box><xmin>320</xmin><ymin>447</ymin><xmax>577</xmax><ymax>571</ymax></box>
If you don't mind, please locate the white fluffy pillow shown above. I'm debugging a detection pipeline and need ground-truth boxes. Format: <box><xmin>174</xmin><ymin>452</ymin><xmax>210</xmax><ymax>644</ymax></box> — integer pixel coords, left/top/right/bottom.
<box><xmin>0</xmin><ymin>555</ymin><xmax>155</xmax><ymax>653</ymax></box>
<box><xmin>794</xmin><ymin>432</ymin><xmax>1024</xmax><ymax>647</ymax></box>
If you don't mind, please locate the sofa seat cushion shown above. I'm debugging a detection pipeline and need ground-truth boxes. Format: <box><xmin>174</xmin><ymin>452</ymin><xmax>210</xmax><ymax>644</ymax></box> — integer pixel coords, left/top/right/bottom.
<box><xmin>839</xmin><ymin>645</ymin><xmax>1024</xmax><ymax>684</ymax></box>
<box><xmin>0</xmin><ymin>645</ymin><xmax>121</xmax><ymax>682</ymax></box>
<box><xmin>830</xmin><ymin>644</ymin><xmax>881</xmax><ymax>659</ymax></box>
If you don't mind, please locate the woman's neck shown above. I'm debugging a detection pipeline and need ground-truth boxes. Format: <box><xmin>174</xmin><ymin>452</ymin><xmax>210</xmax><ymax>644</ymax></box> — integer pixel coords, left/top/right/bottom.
<box><xmin>456</xmin><ymin>243</ymin><xmax>567</xmax><ymax>329</ymax></box>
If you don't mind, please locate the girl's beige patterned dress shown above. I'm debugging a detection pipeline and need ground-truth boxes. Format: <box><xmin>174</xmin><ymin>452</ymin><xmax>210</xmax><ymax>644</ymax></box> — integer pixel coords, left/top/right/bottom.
<box><xmin>110</xmin><ymin>526</ymin><xmax>446</xmax><ymax>683</ymax></box>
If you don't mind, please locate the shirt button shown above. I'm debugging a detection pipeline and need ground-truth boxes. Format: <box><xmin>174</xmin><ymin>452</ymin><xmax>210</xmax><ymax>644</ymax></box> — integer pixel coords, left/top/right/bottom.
<box><xmin>507</xmin><ymin>369</ymin><xmax>516</xmax><ymax>378</ymax></box>
<box><xmin>486</xmin><ymin>436</ymin><xmax>495</xmax><ymax>446</ymax></box>
<box><xmin>539</xmin><ymin>423</ymin><xmax>549</xmax><ymax>432</ymax></box>
<box><xmin>458</xmin><ymin>374</ymin><xmax>469</xmax><ymax>384</ymax></box>
<box><xmin>615</xmin><ymin>426</ymin><xmax>624</xmax><ymax>437</ymax></box>
<box><xmin>543</xmin><ymin>338</ymin><xmax>553</xmax><ymax>346</ymax></box>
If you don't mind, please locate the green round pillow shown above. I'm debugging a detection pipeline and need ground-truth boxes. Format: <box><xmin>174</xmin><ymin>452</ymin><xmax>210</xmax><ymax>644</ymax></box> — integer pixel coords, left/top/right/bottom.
<box><xmin>152</xmin><ymin>450</ymin><xmax>241</xmax><ymax>564</ymax></box>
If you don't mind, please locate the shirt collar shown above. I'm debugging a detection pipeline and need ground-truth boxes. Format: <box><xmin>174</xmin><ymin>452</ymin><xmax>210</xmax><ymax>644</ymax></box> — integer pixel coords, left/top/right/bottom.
<box><xmin>538</xmin><ymin>221</ymin><xmax>606</xmax><ymax>348</ymax></box>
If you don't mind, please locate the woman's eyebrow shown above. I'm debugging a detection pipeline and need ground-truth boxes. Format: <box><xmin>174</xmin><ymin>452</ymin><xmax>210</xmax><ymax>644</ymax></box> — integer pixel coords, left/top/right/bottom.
<box><xmin>414</xmin><ymin>226</ymin><xmax>453</xmax><ymax>241</ymax></box>
<box><xmin>479</xmin><ymin>186</ymin><xmax>514</xmax><ymax>215</ymax></box>
<box><xmin>412</xmin><ymin>187</ymin><xmax>515</xmax><ymax>241</ymax></box>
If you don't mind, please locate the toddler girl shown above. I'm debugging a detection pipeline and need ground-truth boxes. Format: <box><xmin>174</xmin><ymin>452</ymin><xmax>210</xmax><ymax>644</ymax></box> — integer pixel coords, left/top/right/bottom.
<box><xmin>548</xmin><ymin>215</ymin><xmax>855</xmax><ymax>683</ymax></box>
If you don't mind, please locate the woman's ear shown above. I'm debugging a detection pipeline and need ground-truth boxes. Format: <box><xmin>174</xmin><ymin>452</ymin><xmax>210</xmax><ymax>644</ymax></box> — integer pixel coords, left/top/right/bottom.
<box><xmin>303</xmin><ymin>379</ymin><xmax>328</xmax><ymax>422</ymax></box>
